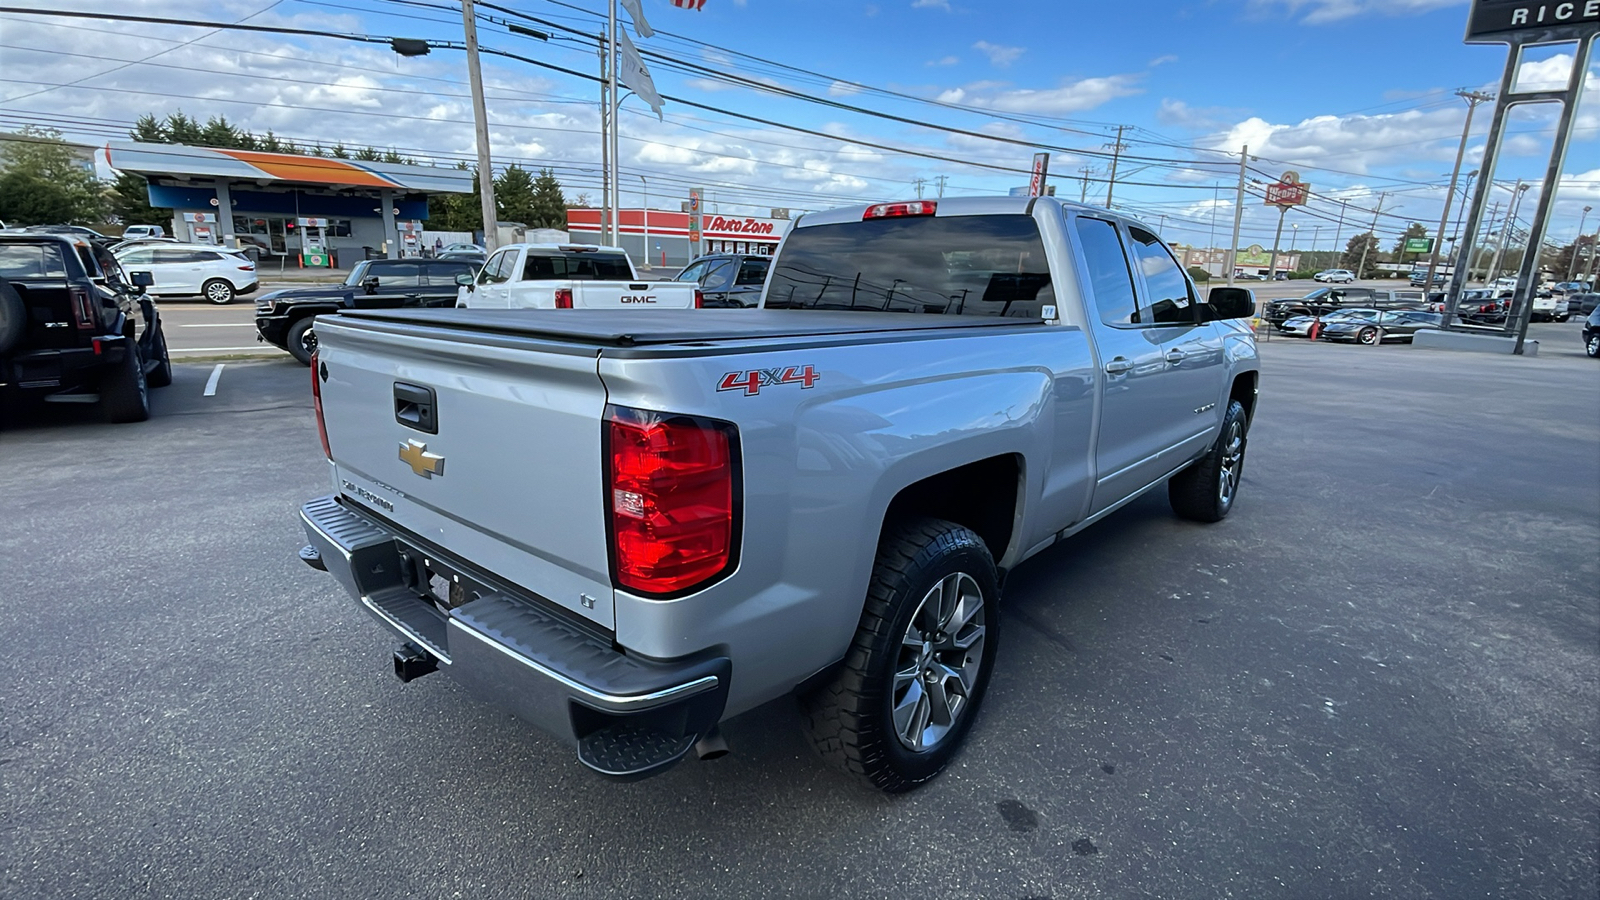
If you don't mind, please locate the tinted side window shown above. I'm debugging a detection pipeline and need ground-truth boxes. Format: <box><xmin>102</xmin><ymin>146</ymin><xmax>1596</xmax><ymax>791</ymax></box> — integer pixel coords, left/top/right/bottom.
<box><xmin>153</xmin><ymin>249</ymin><xmax>192</xmax><ymax>264</ymax></box>
<box><xmin>424</xmin><ymin>262</ymin><xmax>476</xmax><ymax>287</ymax></box>
<box><xmin>119</xmin><ymin>248</ymin><xmax>156</xmax><ymax>265</ymax></box>
<box><xmin>0</xmin><ymin>243</ymin><xmax>69</xmax><ymax>278</ymax></box>
<box><xmin>736</xmin><ymin>259</ymin><xmax>769</xmax><ymax>285</ymax></box>
<box><xmin>370</xmin><ymin>261</ymin><xmax>422</xmax><ymax>286</ymax></box>
<box><xmin>480</xmin><ymin>250</ymin><xmax>512</xmax><ymax>284</ymax></box>
<box><xmin>702</xmin><ymin>261</ymin><xmax>733</xmax><ymax>291</ymax></box>
<box><xmin>1128</xmin><ymin>227</ymin><xmax>1196</xmax><ymax>325</ymax></box>
<box><xmin>1074</xmin><ymin>217</ymin><xmax>1141</xmax><ymax>327</ymax></box>
<box><xmin>675</xmin><ymin>261</ymin><xmax>707</xmax><ymax>284</ymax></box>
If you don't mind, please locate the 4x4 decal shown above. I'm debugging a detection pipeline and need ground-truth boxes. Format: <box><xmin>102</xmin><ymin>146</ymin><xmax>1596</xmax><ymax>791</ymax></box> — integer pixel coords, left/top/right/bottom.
<box><xmin>717</xmin><ymin>365</ymin><xmax>820</xmax><ymax>396</ymax></box>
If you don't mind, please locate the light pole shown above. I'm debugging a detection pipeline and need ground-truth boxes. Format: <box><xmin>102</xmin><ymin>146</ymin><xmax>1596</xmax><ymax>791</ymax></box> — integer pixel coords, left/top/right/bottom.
<box><xmin>1488</xmin><ymin>180</ymin><xmax>1529</xmax><ymax>284</ymax></box>
<box><xmin>638</xmin><ymin>173</ymin><xmax>649</xmax><ymax>269</ymax></box>
<box><xmin>1568</xmin><ymin>205</ymin><xmax>1593</xmax><ymax>281</ymax></box>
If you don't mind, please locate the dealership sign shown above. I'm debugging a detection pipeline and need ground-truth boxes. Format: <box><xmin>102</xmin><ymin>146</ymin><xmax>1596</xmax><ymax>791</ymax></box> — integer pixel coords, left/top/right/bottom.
<box><xmin>1466</xmin><ymin>0</ymin><xmax>1600</xmax><ymax>42</ymax></box>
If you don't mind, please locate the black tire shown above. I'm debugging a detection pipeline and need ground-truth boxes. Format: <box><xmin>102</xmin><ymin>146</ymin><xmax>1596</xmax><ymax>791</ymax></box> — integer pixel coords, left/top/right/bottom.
<box><xmin>1586</xmin><ymin>334</ymin><xmax>1600</xmax><ymax>358</ymax></box>
<box><xmin>800</xmin><ymin>518</ymin><xmax>1000</xmax><ymax>793</ymax></box>
<box><xmin>1555</xmin><ymin>314</ymin><xmax>1569</xmax><ymax>323</ymax></box>
<box><xmin>145</xmin><ymin>326</ymin><xmax>172</xmax><ymax>388</ymax></box>
<box><xmin>1357</xmin><ymin>326</ymin><xmax>1379</xmax><ymax>345</ymax></box>
<box><xmin>1169</xmin><ymin>399</ymin><xmax>1248</xmax><ymax>523</ymax></box>
<box><xmin>0</xmin><ymin>277</ymin><xmax>24</xmax><ymax>356</ymax></box>
<box><xmin>202</xmin><ymin>278</ymin><xmax>235</xmax><ymax>305</ymax></box>
<box><xmin>285</xmin><ymin>316</ymin><xmax>317</xmax><ymax>366</ymax></box>
<box><xmin>100</xmin><ymin>341</ymin><xmax>150</xmax><ymax>423</ymax></box>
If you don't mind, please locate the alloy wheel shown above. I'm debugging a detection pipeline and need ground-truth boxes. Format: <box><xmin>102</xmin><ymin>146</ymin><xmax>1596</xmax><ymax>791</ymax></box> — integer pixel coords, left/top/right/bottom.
<box><xmin>891</xmin><ymin>572</ymin><xmax>987</xmax><ymax>752</ymax></box>
<box><xmin>1218</xmin><ymin>419</ymin><xmax>1243</xmax><ymax>509</ymax></box>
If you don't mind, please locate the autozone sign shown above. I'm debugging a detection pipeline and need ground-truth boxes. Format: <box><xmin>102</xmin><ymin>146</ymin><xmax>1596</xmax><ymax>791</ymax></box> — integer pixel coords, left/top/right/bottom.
<box><xmin>703</xmin><ymin>215</ymin><xmax>776</xmax><ymax>236</ymax></box>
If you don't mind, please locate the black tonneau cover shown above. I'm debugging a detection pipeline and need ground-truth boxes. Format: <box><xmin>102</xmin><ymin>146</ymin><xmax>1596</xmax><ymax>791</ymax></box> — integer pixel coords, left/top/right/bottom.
<box><xmin>333</xmin><ymin>307</ymin><xmax>1044</xmax><ymax>347</ymax></box>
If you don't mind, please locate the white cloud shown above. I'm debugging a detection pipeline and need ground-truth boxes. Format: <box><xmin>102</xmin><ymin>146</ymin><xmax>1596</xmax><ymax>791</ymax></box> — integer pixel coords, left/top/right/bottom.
<box><xmin>912</xmin><ymin>0</ymin><xmax>951</xmax><ymax>9</ymax></box>
<box><xmin>927</xmin><ymin>55</ymin><xmax>961</xmax><ymax>67</ymax></box>
<box><xmin>972</xmin><ymin>41</ymin><xmax>1025</xmax><ymax>67</ymax></box>
<box><xmin>828</xmin><ymin>81</ymin><xmax>865</xmax><ymax>97</ymax></box>
<box><xmin>938</xmin><ymin>74</ymin><xmax>1144</xmax><ymax>114</ymax></box>
<box><xmin>1249</xmin><ymin>0</ymin><xmax>1463</xmax><ymax>25</ymax></box>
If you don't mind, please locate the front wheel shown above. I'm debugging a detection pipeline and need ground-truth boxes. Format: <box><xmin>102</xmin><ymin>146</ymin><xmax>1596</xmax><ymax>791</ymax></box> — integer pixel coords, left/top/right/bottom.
<box><xmin>800</xmin><ymin>518</ymin><xmax>1000</xmax><ymax>793</ymax></box>
<box><xmin>1587</xmin><ymin>334</ymin><xmax>1600</xmax><ymax>358</ymax></box>
<box><xmin>285</xmin><ymin>316</ymin><xmax>317</xmax><ymax>366</ymax></box>
<box><xmin>1169</xmin><ymin>399</ymin><xmax>1248</xmax><ymax>522</ymax></box>
<box><xmin>202</xmin><ymin>278</ymin><xmax>235</xmax><ymax>305</ymax></box>
<box><xmin>1357</xmin><ymin>326</ymin><xmax>1379</xmax><ymax>345</ymax></box>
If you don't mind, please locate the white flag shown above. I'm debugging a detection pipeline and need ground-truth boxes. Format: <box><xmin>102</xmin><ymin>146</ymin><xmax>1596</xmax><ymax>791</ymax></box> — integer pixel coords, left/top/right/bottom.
<box><xmin>620</xmin><ymin>0</ymin><xmax>654</xmax><ymax>38</ymax></box>
<box><xmin>617</xmin><ymin>27</ymin><xmax>665</xmax><ymax>120</ymax></box>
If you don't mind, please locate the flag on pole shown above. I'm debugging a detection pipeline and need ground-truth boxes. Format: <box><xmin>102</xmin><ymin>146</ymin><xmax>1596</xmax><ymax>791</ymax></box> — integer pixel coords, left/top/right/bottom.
<box><xmin>671</xmin><ymin>0</ymin><xmax>706</xmax><ymax>9</ymax></box>
<box><xmin>616</xmin><ymin>27</ymin><xmax>665</xmax><ymax>120</ymax></box>
<box><xmin>619</xmin><ymin>0</ymin><xmax>654</xmax><ymax>37</ymax></box>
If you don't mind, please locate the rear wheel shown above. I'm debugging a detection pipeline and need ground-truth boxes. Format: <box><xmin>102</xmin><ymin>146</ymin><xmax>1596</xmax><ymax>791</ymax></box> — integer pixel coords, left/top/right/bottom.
<box><xmin>100</xmin><ymin>341</ymin><xmax>150</xmax><ymax>423</ymax></box>
<box><xmin>801</xmin><ymin>518</ymin><xmax>1000</xmax><ymax>793</ymax></box>
<box><xmin>202</xmin><ymin>278</ymin><xmax>235</xmax><ymax>305</ymax></box>
<box><xmin>1586</xmin><ymin>334</ymin><xmax>1599</xmax><ymax>358</ymax></box>
<box><xmin>146</xmin><ymin>326</ymin><xmax>172</xmax><ymax>387</ymax></box>
<box><xmin>1357</xmin><ymin>326</ymin><xmax>1379</xmax><ymax>345</ymax></box>
<box><xmin>286</xmin><ymin>316</ymin><xmax>317</xmax><ymax>366</ymax></box>
<box><xmin>1169</xmin><ymin>400</ymin><xmax>1247</xmax><ymax>523</ymax></box>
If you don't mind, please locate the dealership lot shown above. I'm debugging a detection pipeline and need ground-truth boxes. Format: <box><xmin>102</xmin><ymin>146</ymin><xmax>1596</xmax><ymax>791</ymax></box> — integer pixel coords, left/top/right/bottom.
<box><xmin>1</xmin><ymin>337</ymin><xmax>1594</xmax><ymax>899</ymax></box>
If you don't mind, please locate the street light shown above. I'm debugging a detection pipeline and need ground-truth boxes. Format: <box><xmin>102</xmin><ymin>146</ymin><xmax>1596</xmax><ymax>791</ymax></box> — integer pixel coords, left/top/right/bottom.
<box><xmin>1569</xmin><ymin>205</ymin><xmax>1594</xmax><ymax>281</ymax></box>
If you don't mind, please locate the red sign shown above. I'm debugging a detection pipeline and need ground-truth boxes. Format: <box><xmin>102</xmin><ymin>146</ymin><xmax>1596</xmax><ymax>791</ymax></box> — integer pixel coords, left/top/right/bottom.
<box><xmin>703</xmin><ymin>215</ymin><xmax>776</xmax><ymax>236</ymax></box>
<box><xmin>1029</xmin><ymin>152</ymin><xmax>1050</xmax><ymax>197</ymax></box>
<box><xmin>1264</xmin><ymin>171</ymin><xmax>1309</xmax><ymax>207</ymax></box>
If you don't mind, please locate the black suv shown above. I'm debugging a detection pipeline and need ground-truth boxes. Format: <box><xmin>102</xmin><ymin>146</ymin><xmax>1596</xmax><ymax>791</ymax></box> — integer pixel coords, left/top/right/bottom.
<box><xmin>674</xmin><ymin>253</ymin><xmax>770</xmax><ymax>308</ymax></box>
<box><xmin>1263</xmin><ymin>287</ymin><xmax>1426</xmax><ymax>325</ymax></box>
<box><xmin>254</xmin><ymin>257</ymin><xmax>479</xmax><ymax>365</ymax></box>
<box><xmin>0</xmin><ymin>233</ymin><xmax>171</xmax><ymax>423</ymax></box>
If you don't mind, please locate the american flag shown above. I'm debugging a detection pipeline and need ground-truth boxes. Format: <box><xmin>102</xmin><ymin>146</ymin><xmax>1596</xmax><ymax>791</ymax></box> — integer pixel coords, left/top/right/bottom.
<box><xmin>671</xmin><ymin>0</ymin><xmax>706</xmax><ymax>9</ymax></box>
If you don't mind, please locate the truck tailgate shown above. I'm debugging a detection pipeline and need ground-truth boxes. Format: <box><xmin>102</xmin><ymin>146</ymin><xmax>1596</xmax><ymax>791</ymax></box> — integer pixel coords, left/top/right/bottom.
<box><xmin>571</xmin><ymin>281</ymin><xmax>698</xmax><ymax>309</ymax></box>
<box><xmin>313</xmin><ymin>316</ymin><xmax>616</xmax><ymax>628</ymax></box>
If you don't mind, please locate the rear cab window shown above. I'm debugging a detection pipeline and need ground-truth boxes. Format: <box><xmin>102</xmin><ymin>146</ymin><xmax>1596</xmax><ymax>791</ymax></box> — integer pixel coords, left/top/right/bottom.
<box><xmin>522</xmin><ymin>251</ymin><xmax>633</xmax><ymax>281</ymax></box>
<box><xmin>765</xmin><ymin>214</ymin><xmax>1052</xmax><ymax>317</ymax></box>
<box><xmin>0</xmin><ymin>242</ymin><xmax>70</xmax><ymax>279</ymax></box>
<box><xmin>736</xmin><ymin>259</ymin><xmax>770</xmax><ymax>285</ymax></box>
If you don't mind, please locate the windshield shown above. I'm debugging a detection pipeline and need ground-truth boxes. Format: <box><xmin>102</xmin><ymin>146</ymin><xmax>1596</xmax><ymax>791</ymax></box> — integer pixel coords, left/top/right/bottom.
<box><xmin>764</xmin><ymin>214</ymin><xmax>1052</xmax><ymax>316</ymax></box>
<box><xmin>343</xmin><ymin>262</ymin><xmax>366</xmax><ymax>286</ymax></box>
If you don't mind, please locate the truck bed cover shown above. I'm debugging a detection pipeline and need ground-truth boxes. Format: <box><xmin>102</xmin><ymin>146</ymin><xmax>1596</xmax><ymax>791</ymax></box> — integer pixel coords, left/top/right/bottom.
<box><xmin>331</xmin><ymin>307</ymin><xmax>1045</xmax><ymax>348</ymax></box>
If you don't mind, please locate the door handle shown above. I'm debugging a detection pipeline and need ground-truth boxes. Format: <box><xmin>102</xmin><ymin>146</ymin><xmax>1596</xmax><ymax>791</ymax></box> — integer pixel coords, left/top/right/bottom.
<box><xmin>1165</xmin><ymin>348</ymin><xmax>1187</xmax><ymax>364</ymax></box>
<box><xmin>1104</xmin><ymin>357</ymin><xmax>1134</xmax><ymax>375</ymax></box>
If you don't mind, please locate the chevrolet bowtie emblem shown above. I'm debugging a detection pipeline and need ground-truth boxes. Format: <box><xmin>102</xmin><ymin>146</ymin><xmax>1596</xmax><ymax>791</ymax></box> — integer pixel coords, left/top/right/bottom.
<box><xmin>399</xmin><ymin>439</ymin><xmax>445</xmax><ymax>478</ymax></box>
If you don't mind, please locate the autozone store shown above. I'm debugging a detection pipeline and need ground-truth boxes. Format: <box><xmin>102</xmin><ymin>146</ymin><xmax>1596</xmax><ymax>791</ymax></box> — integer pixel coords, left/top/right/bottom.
<box><xmin>566</xmin><ymin>208</ymin><xmax>790</xmax><ymax>269</ymax></box>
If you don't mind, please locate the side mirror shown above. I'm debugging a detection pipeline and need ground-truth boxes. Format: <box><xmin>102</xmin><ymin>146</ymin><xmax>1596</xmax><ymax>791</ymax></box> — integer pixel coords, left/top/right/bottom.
<box><xmin>455</xmin><ymin>272</ymin><xmax>474</xmax><ymax>287</ymax></box>
<box><xmin>1206</xmin><ymin>286</ymin><xmax>1255</xmax><ymax>320</ymax></box>
<box><xmin>130</xmin><ymin>270</ymin><xmax>155</xmax><ymax>290</ymax></box>
<box><xmin>361</xmin><ymin>275</ymin><xmax>380</xmax><ymax>295</ymax></box>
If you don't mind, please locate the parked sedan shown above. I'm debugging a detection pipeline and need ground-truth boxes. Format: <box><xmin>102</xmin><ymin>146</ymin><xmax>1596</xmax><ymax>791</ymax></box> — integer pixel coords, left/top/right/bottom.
<box><xmin>1277</xmin><ymin>307</ymin><xmax>1381</xmax><ymax>336</ymax></box>
<box><xmin>1319</xmin><ymin>310</ymin><xmax>1445</xmax><ymax>344</ymax></box>
<box><xmin>113</xmin><ymin>243</ymin><xmax>258</xmax><ymax>304</ymax></box>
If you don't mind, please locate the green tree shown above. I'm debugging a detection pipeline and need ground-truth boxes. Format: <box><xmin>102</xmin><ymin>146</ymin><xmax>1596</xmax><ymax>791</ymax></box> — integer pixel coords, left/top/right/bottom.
<box><xmin>528</xmin><ymin>168</ymin><xmax>568</xmax><ymax>229</ymax></box>
<box><xmin>0</xmin><ymin>126</ymin><xmax>106</xmax><ymax>225</ymax></box>
<box><xmin>427</xmin><ymin>163</ymin><xmax>482</xmax><ymax>232</ymax></box>
<box><xmin>109</xmin><ymin>172</ymin><xmax>170</xmax><ymax>226</ymax></box>
<box><xmin>131</xmin><ymin>113</ymin><xmax>165</xmax><ymax>142</ymax></box>
<box><xmin>354</xmin><ymin>146</ymin><xmax>382</xmax><ymax>161</ymax></box>
<box><xmin>1339</xmin><ymin>232</ymin><xmax>1381</xmax><ymax>278</ymax></box>
<box><xmin>198</xmin><ymin>115</ymin><xmax>245</xmax><ymax>149</ymax></box>
<box><xmin>330</xmin><ymin>143</ymin><xmax>350</xmax><ymax>159</ymax></box>
<box><xmin>495</xmin><ymin>164</ymin><xmax>537</xmax><ymax>224</ymax></box>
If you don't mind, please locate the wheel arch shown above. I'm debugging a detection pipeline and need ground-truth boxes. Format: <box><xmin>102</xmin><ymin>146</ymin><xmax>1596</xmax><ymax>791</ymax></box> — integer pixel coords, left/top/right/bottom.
<box><xmin>877</xmin><ymin>453</ymin><xmax>1024</xmax><ymax>574</ymax></box>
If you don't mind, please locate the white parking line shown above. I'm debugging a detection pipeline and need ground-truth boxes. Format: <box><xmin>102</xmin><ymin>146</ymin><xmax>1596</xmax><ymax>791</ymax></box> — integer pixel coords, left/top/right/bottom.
<box><xmin>181</xmin><ymin>323</ymin><xmax>257</xmax><ymax>328</ymax></box>
<box><xmin>170</xmin><ymin>346</ymin><xmax>277</xmax><ymax>352</ymax></box>
<box><xmin>203</xmin><ymin>364</ymin><xmax>226</xmax><ymax>397</ymax></box>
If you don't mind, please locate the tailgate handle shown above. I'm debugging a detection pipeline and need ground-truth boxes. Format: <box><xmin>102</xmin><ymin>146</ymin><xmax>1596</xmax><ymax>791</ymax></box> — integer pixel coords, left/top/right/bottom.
<box><xmin>394</xmin><ymin>382</ymin><xmax>438</xmax><ymax>434</ymax></box>
<box><xmin>628</xmin><ymin>283</ymin><xmax>650</xmax><ymax>290</ymax></box>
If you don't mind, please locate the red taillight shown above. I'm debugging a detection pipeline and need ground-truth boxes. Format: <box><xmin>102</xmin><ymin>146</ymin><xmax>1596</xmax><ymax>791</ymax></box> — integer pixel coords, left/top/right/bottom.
<box><xmin>694</xmin><ymin>288</ymin><xmax>704</xmax><ymax>309</ymax></box>
<box><xmin>311</xmin><ymin>351</ymin><xmax>331</xmax><ymax>459</ymax></box>
<box><xmin>863</xmin><ymin>200</ymin><xmax>937</xmax><ymax>220</ymax></box>
<box><xmin>606</xmin><ymin>406</ymin><xmax>738</xmax><ymax>596</ymax></box>
<box><xmin>69</xmin><ymin>286</ymin><xmax>97</xmax><ymax>330</ymax></box>
<box><xmin>239</xmin><ymin>265</ymin><xmax>255</xmax><ymax>271</ymax></box>
<box><xmin>554</xmin><ymin>287</ymin><xmax>573</xmax><ymax>309</ymax></box>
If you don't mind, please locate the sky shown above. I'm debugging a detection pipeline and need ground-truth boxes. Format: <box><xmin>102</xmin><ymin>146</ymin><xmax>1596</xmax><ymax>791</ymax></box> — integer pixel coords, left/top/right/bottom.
<box><xmin>0</xmin><ymin>0</ymin><xmax>1596</xmax><ymax>255</ymax></box>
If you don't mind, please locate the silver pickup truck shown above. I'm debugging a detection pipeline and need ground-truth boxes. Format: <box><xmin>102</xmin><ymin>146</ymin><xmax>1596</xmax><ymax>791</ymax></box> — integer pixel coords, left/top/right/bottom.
<box><xmin>298</xmin><ymin>196</ymin><xmax>1261</xmax><ymax>792</ymax></box>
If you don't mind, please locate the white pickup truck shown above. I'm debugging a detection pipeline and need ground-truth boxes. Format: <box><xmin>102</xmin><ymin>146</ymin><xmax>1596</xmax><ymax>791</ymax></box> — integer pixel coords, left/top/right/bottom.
<box><xmin>301</xmin><ymin>197</ymin><xmax>1261</xmax><ymax>792</ymax></box>
<box><xmin>456</xmin><ymin>243</ymin><xmax>701</xmax><ymax>310</ymax></box>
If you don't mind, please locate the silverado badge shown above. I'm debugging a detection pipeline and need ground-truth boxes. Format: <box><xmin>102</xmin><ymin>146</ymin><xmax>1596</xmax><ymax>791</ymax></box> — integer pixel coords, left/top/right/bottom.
<box><xmin>399</xmin><ymin>439</ymin><xmax>445</xmax><ymax>478</ymax></box>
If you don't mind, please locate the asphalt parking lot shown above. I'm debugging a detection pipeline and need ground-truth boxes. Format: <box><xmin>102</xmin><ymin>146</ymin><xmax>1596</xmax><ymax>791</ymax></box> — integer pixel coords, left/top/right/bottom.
<box><xmin>1</xmin><ymin>329</ymin><xmax>1595</xmax><ymax>899</ymax></box>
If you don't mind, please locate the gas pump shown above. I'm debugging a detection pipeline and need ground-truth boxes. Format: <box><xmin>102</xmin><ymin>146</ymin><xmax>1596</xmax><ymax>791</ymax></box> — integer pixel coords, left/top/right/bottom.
<box><xmin>297</xmin><ymin>217</ymin><xmax>330</xmax><ymax>267</ymax></box>
<box><xmin>182</xmin><ymin>212</ymin><xmax>218</xmax><ymax>244</ymax></box>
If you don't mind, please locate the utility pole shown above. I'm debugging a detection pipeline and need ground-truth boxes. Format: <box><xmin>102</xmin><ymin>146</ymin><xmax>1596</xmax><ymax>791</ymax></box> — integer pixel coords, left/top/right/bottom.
<box><xmin>1332</xmin><ymin>198</ymin><xmax>1349</xmax><ymax>266</ymax></box>
<box><xmin>1424</xmin><ymin>90</ymin><xmax>1492</xmax><ymax>309</ymax></box>
<box><xmin>1208</xmin><ymin>183</ymin><xmax>1220</xmax><ymax>256</ymax></box>
<box><xmin>1104</xmin><ymin>125</ymin><xmax>1128</xmax><ymax>208</ymax></box>
<box><xmin>598</xmin><ymin>33</ymin><xmax>610</xmax><ymax>245</ymax></box>
<box><xmin>1477</xmin><ymin>201</ymin><xmax>1501</xmax><ymax>282</ymax></box>
<box><xmin>1587</xmin><ymin>224</ymin><xmax>1600</xmax><ymax>284</ymax></box>
<box><xmin>933</xmin><ymin>175</ymin><xmax>948</xmax><ymax>198</ymax></box>
<box><xmin>1355</xmin><ymin>192</ymin><xmax>1387</xmax><ymax>281</ymax></box>
<box><xmin>462</xmin><ymin>0</ymin><xmax>499</xmax><ymax>251</ymax></box>
<box><xmin>913</xmin><ymin>177</ymin><xmax>926</xmax><ymax>200</ymax></box>
<box><xmin>1567</xmin><ymin>205</ymin><xmax>1593</xmax><ymax>281</ymax></box>
<box><xmin>609</xmin><ymin>0</ymin><xmax>622</xmax><ymax>254</ymax></box>
<box><xmin>1079</xmin><ymin>167</ymin><xmax>1094</xmax><ymax>203</ymax></box>
<box><xmin>1266</xmin><ymin>205</ymin><xmax>1288</xmax><ymax>282</ymax></box>
<box><xmin>1488</xmin><ymin>180</ymin><xmax>1527</xmax><ymax>284</ymax></box>
<box><xmin>1226</xmin><ymin>144</ymin><xmax>1248</xmax><ymax>287</ymax></box>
